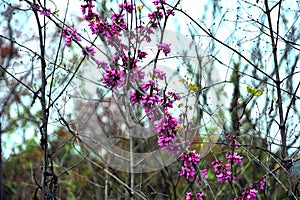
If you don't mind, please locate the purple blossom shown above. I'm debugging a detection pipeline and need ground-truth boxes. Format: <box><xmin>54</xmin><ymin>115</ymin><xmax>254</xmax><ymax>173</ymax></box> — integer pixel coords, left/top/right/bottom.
<box><xmin>186</xmin><ymin>192</ymin><xmax>204</xmax><ymax>200</ymax></box>
<box><xmin>179</xmin><ymin>151</ymin><xmax>201</xmax><ymax>180</ymax></box>
<box><xmin>81</xmin><ymin>0</ymin><xmax>97</xmax><ymax>20</ymax></box>
<box><xmin>179</xmin><ymin>165</ymin><xmax>196</xmax><ymax>180</ymax></box>
<box><xmin>259</xmin><ymin>178</ymin><xmax>267</xmax><ymax>190</ymax></box>
<box><xmin>179</xmin><ymin>150</ymin><xmax>200</xmax><ymax>166</ymax></box>
<box><xmin>130</xmin><ymin>90</ymin><xmax>144</xmax><ymax>105</ymax></box>
<box><xmin>62</xmin><ymin>27</ymin><xmax>81</xmax><ymax>46</ymax></box>
<box><xmin>198</xmin><ymin>169</ymin><xmax>208</xmax><ymax>184</ymax></box>
<box><xmin>148</xmin><ymin>11</ymin><xmax>164</xmax><ymax>20</ymax></box>
<box><xmin>137</xmin><ymin>49</ymin><xmax>148</xmax><ymax>59</ymax></box>
<box><xmin>64</xmin><ymin>36</ymin><xmax>72</xmax><ymax>46</ymax></box>
<box><xmin>103</xmin><ymin>67</ymin><xmax>124</xmax><ymax>89</ymax></box>
<box><xmin>110</xmin><ymin>13</ymin><xmax>127</xmax><ymax>32</ymax></box>
<box><xmin>241</xmin><ymin>188</ymin><xmax>258</xmax><ymax>200</ymax></box>
<box><xmin>119</xmin><ymin>2</ymin><xmax>134</xmax><ymax>13</ymax></box>
<box><xmin>153</xmin><ymin>68</ymin><xmax>166</xmax><ymax>80</ymax></box>
<box><xmin>226</xmin><ymin>152</ymin><xmax>243</xmax><ymax>163</ymax></box>
<box><xmin>88</xmin><ymin>19</ymin><xmax>108</xmax><ymax>35</ymax></box>
<box><xmin>142</xmin><ymin>94</ymin><xmax>162</xmax><ymax>106</ymax></box>
<box><xmin>39</xmin><ymin>8</ymin><xmax>51</xmax><ymax>16</ymax></box>
<box><xmin>157</xmin><ymin>43</ymin><xmax>171</xmax><ymax>56</ymax></box>
<box><xmin>153</xmin><ymin>113</ymin><xmax>179</xmax><ymax>135</ymax></box>
<box><xmin>153</xmin><ymin>0</ymin><xmax>166</xmax><ymax>5</ymax></box>
<box><xmin>96</xmin><ymin>60</ymin><xmax>109</xmax><ymax>69</ymax></box>
<box><xmin>196</xmin><ymin>193</ymin><xmax>204</xmax><ymax>200</ymax></box>
<box><xmin>157</xmin><ymin>134</ymin><xmax>177</xmax><ymax>150</ymax></box>
<box><xmin>32</xmin><ymin>4</ymin><xmax>51</xmax><ymax>17</ymax></box>
<box><xmin>166</xmin><ymin>9</ymin><xmax>175</xmax><ymax>16</ymax></box>
<box><xmin>141</xmin><ymin>80</ymin><xmax>158</xmax><ymax>91</ymax></box>
<box><xmin>186</xmin><ymin>192</ymin><xmax>193</xmax><ymax>200</ymax></box>
<box><xmin>210</xmin><ymin>160</ymin><xmax>236</xmax><ymax>183</ymax></box>
<box><xmin>82</xmin><ymin>46</ymin><xmax>95</xmax><ymax>58</ymax></box>
<box><xmin>227</xmin><ymin>134</ymin><xmax>239</xmax><ymax>148</ymax></box>
<box><xmin>129</xmin><ymin>67</ymin><xmax>146</xmax><ymax>83</ymax></box>
<box><xmin>153</xmin><ymin>113</ymin><xmax>179</xmax><ymax>150</ymax></box>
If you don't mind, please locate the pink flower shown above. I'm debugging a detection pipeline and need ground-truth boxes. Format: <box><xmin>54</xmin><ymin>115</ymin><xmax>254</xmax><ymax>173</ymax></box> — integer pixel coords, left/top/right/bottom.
<box><xmin>153</xmin><ymin>68</ymin><xmax>166</xmax><ymax>80</ymax></box>
<box><xmin>65</xmin><ymin>36</ymin><xmax>72</xmax><ymax>46</ymax></box>
<box><xmin>82</xmin><ymin>46</ymin><xmax>95</xmax><ymax>59</ymax></box>
<box><xmin>227</xmin><ymin>135</ymin><xmax>239</xmax><ymax>148</ymax></box>
<box><xmin>239</xmin><ymin>188</ymin><xmax>257</xmax><ymax>200</ymax></box>
<box><xmin>96</xmin><ymin>60</ymin><xmax>109</xmax><ymax>69</ymax></box>
<box><xmin>166</xmin><ymin>9</ymin><xmax>175</xmax><ymax>16</ymax></box>
<box><xmin>62</xmin><ymin>27</ymin><xmax>81</xmax><ymax>46</ymax></box>
<box><xmin>196</xmin><ymin>193</ymin><xmax>204</xmax><ymax>200</ymax></box>
<box><xmin>259</xmin><ymin>178</ymin><xmax>267</xmax><ymax>190</ymax></box>
<box><xmin>180</xmin><ymin>165</ymin><xmax>196</xmax><ymax>179</ymax></box>
<box><xmin>226</xmin><ymin>152</ymin><xmax>243</xmax><ymax>163</ymax></box>
<box><xmin>148</xmin><ymin>11</ymin><xmax>164</xmax><ymax>20</ymax></box>
<box><xmin>201</xmin><ymin>169</ymin><xmax>208</xmax><ymax>178</ymax></box>
<box><xmin>153</xmin><ymin>0</ymin><xmax>166</xmax><ymax>5</ymax></box>
<box><xmin>153</xmin><ymin>114</ymin><xmax>179</xmax><ymax>135</ymax></box>
<box><xmin>157</xmin><ymin>43</ymin><xmax>171</xmax><ymax>56</ymax></box>
<box><xmin>179</xmin><ymin>151</ymin><xmax>201</xmax><ymax>180</ymax></box>
<box><xmin>137</xmin><ymin>49</ymin><xmax>148</xmax><ymax>59</ymax></box>
<box><xmin>119</xmin><ymin>2</ymin><xmax>134</xmax><ymax>13</ymax></box>
<box><xmin>186</xmin><ymin>192</ymin><xmax>193</xmax><ymax>200</ymax></box>
<box><xmin>129</xmin><ymin>90</ymin><xmax>144</xmax><ymax>105</ymax></box>
<box><xmin>210</xmin><ymin>160</ymin><xmax>236</xmax><ymax>183</ymax></box>
<box><xmin>179</xmin><ymin>150</ymin><xmax>200</xmax><ymax>166</ymax></box>
<box><xmin>33</xmin><ymin>4</ymin><xmax>51</xmax><ymax>16</ymax></box>
<box><xmin>103</xmin><ymin>67</ymin><xmax>124</xmax><ymax>89</ymax></box>
<box><xmin>39</xmin><ymin>8</ymin><xmax>51</xmax><ymax>16</ymax></box>
<box><xmin>141</xmin><ymin>80</ymin><xmax>158</xmax><ymax>91</ymax></box>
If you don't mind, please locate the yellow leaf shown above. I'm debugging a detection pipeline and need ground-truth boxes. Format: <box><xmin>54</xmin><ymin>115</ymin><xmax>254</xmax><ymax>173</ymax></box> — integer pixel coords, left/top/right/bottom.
<box><xmin>275</xmin><ymin>163</ymin><xmax>280</xmax><ymax>169</ymax></box>
<box><xmin>188</xmin><ymin>83</ymin><xmax>198</xmax><ymax>91</ymax></box>
<box><xmin>137</xmin><ymin>5</ymin><xmax>144</xmax><ymax>11</ymax></box>
<box><xmin>247</xmin><ymin>85</ymin><xmax>264</xmax><ymax>96</ymax></box>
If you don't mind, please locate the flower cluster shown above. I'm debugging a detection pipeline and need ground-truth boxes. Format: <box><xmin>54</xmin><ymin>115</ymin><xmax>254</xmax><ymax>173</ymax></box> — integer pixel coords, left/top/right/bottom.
<box><xmin>148</xmin><ymin>10</ymin><xmax>164</xmax><ymax>20</ymax></box>
<box><xmin>211</xmin><ymin>160</ymin><xmax>236</xmax><ymax>183</ymax></box>
<box><xmin>153</xmin><ymin>0</ymin><xmax>166</xmax><ymax>5</ymax></box>
<box><xmin>226</xmin><ymin>152</ymin><xmax>243</xmax><ymax>163</ymax></box>
<box><xmin>235</xmin><ymin>177</ymin><xmax>266</xmax><ymax>199</ymax></box>
<box><xmin>234</xmin><ymin>188</ymin><xmax>258</xmax><ymax>200</ymax></box>
<box><xmin>148</xmin><ymin>0</ymin><xmax>176</xmax><ymax>27</ymax></box>
<box><xmin>179</xmin><ymin>150</ymin><xmax>202</xmax><ymax>180</ymax></box>
<box><xmin>82</xmin><ymin>46</ymin><xmax>95</xmax><ymax>59</ymax></box>
<box><xmin>119</xmin><ymin>2</ymin><xmax>134</xmax><ymax>13</ymax></box>
<box><xmin>153</xmin><ymin>114</ymin><xmax>179</xmax><ymax>150</ymax></box>
<box><xmin>62</xmin><ymin>27</ymin><xmax>81</xmax><ymax>46</ymax></box>
<box><xmin>32</xmin><ymin>4</ymin><xmax>51</xmax><ymax>16</ymax></box>
<box><xmin>81</xmin><ymin>0</ymin><xmax>127</xmax><ymax>39</ymax></box>
<box><xmin>186</xmin><ymin>192</ymin><xmax>204</xmax><ymax>200</ymax></box>
<box><xmin>198</xmin><ymin>169</ymin><xmax>208</xmax><ymax>184</ymax></box>
<box><xmin>227</xmin><ymin>134</ymin><xmax>239</xmax><ymax>149</ymax></box>
<box><xmin>102</xmin><ymin>67</ymin><xmax>125</xmax><ymax>89</ymax></box>
<box><xmin>166</xmin><ymin>9</ymin><xmax>175</xmax><ymax>16</ymax></box>
<box><xmin>129</xmin><ymin>78</ymin><xmax>179</xmax><ymax>124</ymax></box>
<box><xmin>258</xmin><ymin>178</ymin><xmax>267</xmax><ymax>190</ymax></box>
<box><xmin>39</xmin><ymin>8</ymin><xmax>51</xmax><ymax>16</ymax></box>
<box><xmin>157</xmin><ymin>43</ymin><xmax>171</xmax><ymax>56</ymax></box>
<box><xmin>153</xmin><ymin>68</ymin><xmax>166</xmax><ymax>80</ymax></box>
<box><xmin>137</xmin><ymin>50</ymin><xmax>148</xmax><ymax>60</ymax></box>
